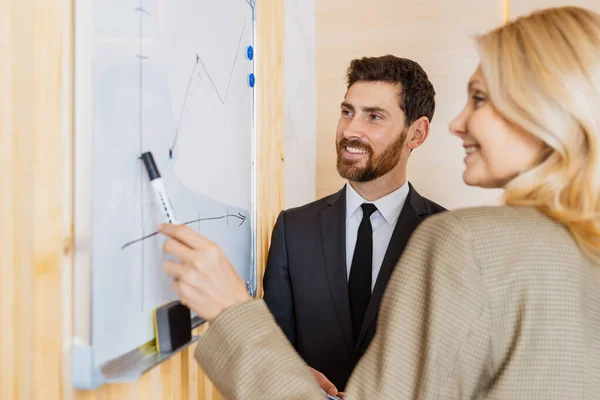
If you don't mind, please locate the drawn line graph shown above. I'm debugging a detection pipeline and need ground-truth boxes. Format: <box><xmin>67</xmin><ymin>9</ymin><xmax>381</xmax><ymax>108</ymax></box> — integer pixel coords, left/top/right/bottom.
<box><xmin>133</xmin><ymin>1</ymin><xmax>253</xmax><ymax>310</ymax></box>
<box><xmin>198</xmin><ymin>14</ymin><xmax>247</xmax><ymax>105</ymax></box>
<box><xmin>169</xmin><ymin>55</ymin><xmax>199</xmax><ymax>158</ymax></box>
<box><xmin>168</xmin><ymin>14</ymin><xmax>248</xmax><ymax>158</ymax></box>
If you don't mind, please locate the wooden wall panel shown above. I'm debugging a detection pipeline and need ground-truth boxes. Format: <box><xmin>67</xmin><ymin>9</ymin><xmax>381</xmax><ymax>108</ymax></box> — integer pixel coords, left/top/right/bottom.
<box><xmin>316</xmin><ymin>0</ymin><xmax>506</xmax><ymax>209</ymax></box>
<box><xmin>0</xmin><ymin>0</ymin><xmax>284</xmax><ymax>398</ymax></box>
<box><xmin>255</xmin><ymin>0</ymin><xmax>286</xmax><ymax>298</ymax></box>
<box><xmin>1</xmin><ymin>0</ymin><xmax>72</xmax><ymax>399</ymax></box>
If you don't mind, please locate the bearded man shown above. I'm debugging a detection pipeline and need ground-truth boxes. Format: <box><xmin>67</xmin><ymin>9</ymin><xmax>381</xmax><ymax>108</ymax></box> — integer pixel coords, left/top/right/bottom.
<box><xmin>262</xmin><ymin>55</ymin><xmax>446</xmax><ymax>395</ymax></box>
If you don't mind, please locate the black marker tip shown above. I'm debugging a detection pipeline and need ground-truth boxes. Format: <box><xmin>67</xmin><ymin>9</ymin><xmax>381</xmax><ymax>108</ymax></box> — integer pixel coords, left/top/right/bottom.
<box><xmin>141</xmin><ymin>151</ymin><xmax>160</xmax><ymax>180</ymax></box>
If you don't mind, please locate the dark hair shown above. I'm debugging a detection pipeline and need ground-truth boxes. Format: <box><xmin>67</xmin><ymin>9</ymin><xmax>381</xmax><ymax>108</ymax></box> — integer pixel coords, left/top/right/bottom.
<box><xmin>346</xmin><ymin>55</ymin><xmax>436</xmax><ymax>126</ymax></box>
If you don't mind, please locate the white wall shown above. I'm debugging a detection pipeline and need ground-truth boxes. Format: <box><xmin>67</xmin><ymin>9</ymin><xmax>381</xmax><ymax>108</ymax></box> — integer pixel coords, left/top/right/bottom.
<box><xmin>284</xmin><ymin>0</ymin><xmax>317</xmax><ymax>208</ymax></box>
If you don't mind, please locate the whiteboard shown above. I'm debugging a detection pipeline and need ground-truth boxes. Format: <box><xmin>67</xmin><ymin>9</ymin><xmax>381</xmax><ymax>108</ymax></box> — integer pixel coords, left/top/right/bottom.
<box><xmin>73</xmin><ymin>0</ymin><xmax>256</xmax><ymax>375</ymax></box>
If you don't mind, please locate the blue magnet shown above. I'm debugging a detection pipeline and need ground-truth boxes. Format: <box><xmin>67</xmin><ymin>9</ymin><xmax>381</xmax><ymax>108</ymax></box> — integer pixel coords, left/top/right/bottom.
<box><xmin>248</xmin><ymin>73</ymin><xmax>255</xmax><ymax>87</ymax></box>
<box><xmin>246</xmin><ymin>45</ymin><xmax>254</xmax><ymax>60</ymax></box>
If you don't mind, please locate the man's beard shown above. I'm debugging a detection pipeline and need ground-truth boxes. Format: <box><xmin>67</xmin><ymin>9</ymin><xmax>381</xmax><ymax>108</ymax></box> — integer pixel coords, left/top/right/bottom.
<box><xmin>336</xmin><ymin>130</ymin><xmax>407</xmax><ymax>182</ymax></box>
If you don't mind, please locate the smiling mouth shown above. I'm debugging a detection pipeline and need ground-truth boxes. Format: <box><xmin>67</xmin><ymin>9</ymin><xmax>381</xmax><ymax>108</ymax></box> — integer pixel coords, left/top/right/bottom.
<box><xmin>345</xmin><ymin>146</ymin><xmax>369</xmax><ymax>155</ymax></box>
<box><xmin>465</xmin><ymin>145</ymin><xmax>479</xmax><ymax>155</ymax></box>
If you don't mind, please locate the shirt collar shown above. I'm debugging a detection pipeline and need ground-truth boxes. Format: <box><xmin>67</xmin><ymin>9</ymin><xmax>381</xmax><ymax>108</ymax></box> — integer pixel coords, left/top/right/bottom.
<box><xmin>345</xmin><ymin>183</ymin><xmax>366</xmax><ymax>221</ymax></box>
<box><xmin>345</xmin><ymin>181</ymin><xmax>410</xmax><ymax>226</ymax></box>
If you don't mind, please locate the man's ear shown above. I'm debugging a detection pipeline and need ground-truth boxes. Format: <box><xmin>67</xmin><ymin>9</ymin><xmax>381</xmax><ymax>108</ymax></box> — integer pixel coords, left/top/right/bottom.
<box><xmin>406</xmin><ymin>116</ymin><xmax>430</xmax><ymax>150</ymax></box>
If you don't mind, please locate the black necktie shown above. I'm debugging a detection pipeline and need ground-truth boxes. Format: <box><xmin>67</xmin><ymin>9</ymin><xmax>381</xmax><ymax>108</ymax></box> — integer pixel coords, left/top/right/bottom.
<box><xmin>348</xmin><ymin>203</ymin><xmax>377</xmax><ymax>341</ymax></box>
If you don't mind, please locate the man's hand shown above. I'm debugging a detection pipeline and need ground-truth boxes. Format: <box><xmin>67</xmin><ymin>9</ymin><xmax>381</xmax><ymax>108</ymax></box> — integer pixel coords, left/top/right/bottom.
<box><xmin>159</xmin><ymin>223</ymin><xmax>251</xmax><ymax>323</ymax></box>
<box><xmin>308</xmin><ymin>367</ymin><xmax>339</xmax><ymax>397</ymax></box>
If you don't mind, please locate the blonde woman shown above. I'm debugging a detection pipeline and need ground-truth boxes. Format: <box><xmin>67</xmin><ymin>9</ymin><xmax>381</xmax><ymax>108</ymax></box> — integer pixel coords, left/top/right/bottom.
<box><xmin>160</xmin><ymin>6</ymin><xmax>600</xmax><ymax>399</ymax></box>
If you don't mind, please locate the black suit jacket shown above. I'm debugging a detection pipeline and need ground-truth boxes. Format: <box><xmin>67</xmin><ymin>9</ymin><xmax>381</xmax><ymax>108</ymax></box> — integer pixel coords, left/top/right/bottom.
<box><xmin>263</xmin><ymin>183</ymin><xmax>446</xmax><ymax>390</ymax></box>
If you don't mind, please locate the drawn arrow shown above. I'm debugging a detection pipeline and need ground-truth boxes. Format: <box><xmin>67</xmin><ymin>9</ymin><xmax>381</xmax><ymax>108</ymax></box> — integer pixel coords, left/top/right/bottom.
<box><xmin>121</xmin><ymin>212</ymin><xmax>247</xmax><ymax>250</ymax></box>
<box><xmin>185</xmin><ymin>212</ymin><xmax>246</xmax><ymax>227</ymax></box>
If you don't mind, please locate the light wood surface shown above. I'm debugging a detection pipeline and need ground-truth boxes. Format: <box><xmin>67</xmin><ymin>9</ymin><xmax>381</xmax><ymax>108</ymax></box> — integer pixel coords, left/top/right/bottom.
<box><xmin>255</xmin><ymin>0</ymin><xmax>286</xmax><ymax>297</ymax></box>
<box><xmin>1</xmin><ymin>0</ymin><xmax>73</xmax><ymax>398</ymax></box>
<box><xmin>0</xmin><ymin>0</ymin><xmax>284</xmax><ymax>398</ymax></box>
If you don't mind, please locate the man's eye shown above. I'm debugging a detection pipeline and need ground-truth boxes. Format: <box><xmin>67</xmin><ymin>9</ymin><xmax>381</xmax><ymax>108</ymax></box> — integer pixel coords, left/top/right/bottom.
<box><xmin>370</xmin><ymin>114</ymin><xmax>382</xmax><ymax>121</ymax></box>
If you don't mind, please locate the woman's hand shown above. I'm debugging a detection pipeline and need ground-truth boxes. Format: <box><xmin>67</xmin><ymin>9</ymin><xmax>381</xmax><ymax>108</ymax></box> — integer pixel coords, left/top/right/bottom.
<box><xmin>159</xmin><ymin>223</ymin><xmax>251</xmax><ymax>323</ymax></box>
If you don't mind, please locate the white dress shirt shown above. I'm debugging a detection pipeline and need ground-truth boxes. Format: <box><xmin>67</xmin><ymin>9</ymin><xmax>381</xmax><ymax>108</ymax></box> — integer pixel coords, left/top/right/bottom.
<box><xmin>345</xmin><ymin>181</ymin><xmax>410</xmax><ymax>291</ymax></box>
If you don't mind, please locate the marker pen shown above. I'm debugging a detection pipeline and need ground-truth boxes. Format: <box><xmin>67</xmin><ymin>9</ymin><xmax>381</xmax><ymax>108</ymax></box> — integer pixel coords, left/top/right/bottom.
<box><xmin>141</xmin><ymin>151</ymin><xmax>179</xmax><ymax>224</ymax></box>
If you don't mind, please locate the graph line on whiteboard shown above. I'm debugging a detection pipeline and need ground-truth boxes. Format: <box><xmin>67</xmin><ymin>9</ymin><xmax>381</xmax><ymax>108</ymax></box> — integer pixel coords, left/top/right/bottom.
<box><xmin>120</xmin><ymin>213</ymin><xmax>247</xmax><ymax>250</ymax></box>
<box><xmin>133</xmin><ymin>2</ymin><xmax>251</xmax><ymax>311</ymax></box>
<box><xmin>169</xmin><ymin>56</ymin><xmax>199</xmax><ymax>159</ymax></box>
<box><xmin>168</xmin><ymin>14</ymin><xmax>248</xmax><ymax>159</ymax></box>
<box><xmin>197</xmin><ymin>14</ymin><xmax>247</xmax><ymax>105</ymax></box>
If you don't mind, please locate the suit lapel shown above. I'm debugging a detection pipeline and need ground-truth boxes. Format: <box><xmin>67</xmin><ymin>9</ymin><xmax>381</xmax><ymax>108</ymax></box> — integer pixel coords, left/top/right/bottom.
<box><xmin>353</xmin><ymin>184</ymin><xmax>426</xmax><ymax>353</ymax></box>
<box><xmin>320</xmin><ymin>187</ymin><xmax>354</xmax><ymax>353</ymax></box>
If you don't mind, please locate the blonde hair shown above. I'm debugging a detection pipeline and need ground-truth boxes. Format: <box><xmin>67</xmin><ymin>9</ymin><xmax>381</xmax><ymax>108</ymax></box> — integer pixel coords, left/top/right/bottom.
<box><xmin>476</xmin><ymin>6</ymin><xmax>600</xmax><ymax>261</ymax></box>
